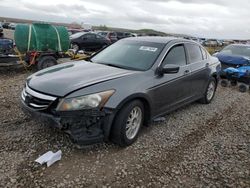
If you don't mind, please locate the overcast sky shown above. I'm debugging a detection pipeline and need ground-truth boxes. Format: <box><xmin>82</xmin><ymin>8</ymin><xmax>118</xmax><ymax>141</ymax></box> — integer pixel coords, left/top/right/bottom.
<box><xmin>0</xmin><ymin>0</ymin><xmax>250</xmax><ymax>39</ymax></box>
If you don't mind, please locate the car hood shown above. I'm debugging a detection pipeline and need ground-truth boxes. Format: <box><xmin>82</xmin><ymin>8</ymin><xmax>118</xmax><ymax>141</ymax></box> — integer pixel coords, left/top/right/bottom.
<box><xmin>27</xmin><ymin>61</ymin><xmax>135</xmax><ymax>97</ymax></box>
<box><xmin>215</xmin><ymin>53</ymin><xmax>250</xmax><ymax>65</ymax></box>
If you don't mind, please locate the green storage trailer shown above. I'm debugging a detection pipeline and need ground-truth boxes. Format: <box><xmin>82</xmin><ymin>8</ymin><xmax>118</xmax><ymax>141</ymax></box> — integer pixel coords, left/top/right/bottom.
<box><xmin>15</xmin><ymin>23</ymin><xmax>70</xmax><ymax>53</ymax></box>
<box><xmin>13</xmin><ymin>23</ymin><xmax>70</xmax><ymax>70</ymax></box>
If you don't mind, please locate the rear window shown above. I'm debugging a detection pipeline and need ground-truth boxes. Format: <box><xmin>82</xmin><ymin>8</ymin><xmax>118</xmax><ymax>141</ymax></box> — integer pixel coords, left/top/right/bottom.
<box><xmin>186</xmin><ymin>43</ymin><xmax>203</xmax><ymax>63</ymax></box>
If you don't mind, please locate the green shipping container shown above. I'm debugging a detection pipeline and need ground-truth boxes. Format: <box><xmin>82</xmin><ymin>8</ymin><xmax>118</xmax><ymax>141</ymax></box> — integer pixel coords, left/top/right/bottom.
<box><xmin>14</xmin><ymin>23</ymin><xmax>70</xmax><ymax>53</ymax></box>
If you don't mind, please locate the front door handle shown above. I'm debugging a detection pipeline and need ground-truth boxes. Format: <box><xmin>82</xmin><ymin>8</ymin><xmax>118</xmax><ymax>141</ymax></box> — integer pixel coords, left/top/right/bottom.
<box><xmin>184</xmin><ymin>70</ymin><xmax>190</xmax><ymax>75</ymax></box>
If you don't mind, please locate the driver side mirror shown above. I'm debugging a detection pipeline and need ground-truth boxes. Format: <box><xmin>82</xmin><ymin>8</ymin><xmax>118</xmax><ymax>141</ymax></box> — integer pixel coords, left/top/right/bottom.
<box><xmin>157</xmin><ymin>64</ymin><xmax>180</xmax><ymax>75</ymax></box>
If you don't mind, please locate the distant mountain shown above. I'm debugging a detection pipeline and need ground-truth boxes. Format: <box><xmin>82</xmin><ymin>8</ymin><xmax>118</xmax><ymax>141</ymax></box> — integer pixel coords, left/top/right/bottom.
<box><xmin>0</xmin><ymin>16</ymin><xmax>193</xmax><ymax>38</ymax></box>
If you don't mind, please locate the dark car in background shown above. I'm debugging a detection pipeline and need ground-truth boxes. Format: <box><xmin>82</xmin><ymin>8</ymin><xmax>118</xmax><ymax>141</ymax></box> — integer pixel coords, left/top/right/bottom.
<box><xmin>21</xmin><ymin>37</ymin><xmax>220</xmax><ymax>147</ymax></box>
<box><xmin>97</xmin><ymin>31</ymin><xmax>118</xmax><ymax>43</ymax></box>
<box><xmin>214</xmin><ymin>44</ymin><xmax>250</xmax><ymax>69</ymax></box>
<box><xmin>70</xmin><ymin>32</ymin><xmax>111</xmax><ymax>51</ymax></box>
<box><xmin>2</xmin><ymin>22</ymin><xmax>10</xmax><ymax>29</ymax></box>
<box><xmin>0</xmin><ymin>38</ymin><xmax>14</xmax><ymax>54</ymax></box>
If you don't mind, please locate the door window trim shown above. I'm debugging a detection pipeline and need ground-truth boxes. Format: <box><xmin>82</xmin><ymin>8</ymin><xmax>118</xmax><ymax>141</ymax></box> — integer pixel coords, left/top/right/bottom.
<box><xmin>184</xmin><ymin>43</ymin><xmax>204</xmax><ymax>64</ymax></box>
<box><xmin>157</xmin><ymin>41</ymin><xmax>204</xmax><ymax>68</ymax></box>
<box><xmin>159</xmin><ymin>43</ymin><xmax>188</xmax><ymax>68</ymax></box>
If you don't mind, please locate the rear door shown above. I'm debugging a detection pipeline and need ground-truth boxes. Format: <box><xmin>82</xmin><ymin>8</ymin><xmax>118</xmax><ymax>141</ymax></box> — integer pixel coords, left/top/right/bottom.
<box><xmin>152</xmin><ymin>44</ymin><xmax>193</xmax><ymax>115</ymax></box>
<box><xmin>185</xmin><ymin>43</ymin><xmax>210</xmax><ymax>96</ymax></box>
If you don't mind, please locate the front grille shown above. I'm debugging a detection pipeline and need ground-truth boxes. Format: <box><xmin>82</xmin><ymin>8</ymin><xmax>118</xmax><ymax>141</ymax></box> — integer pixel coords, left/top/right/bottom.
<box><xmin>21</xmin><ymin>85</ymin><xmax>57</xmax><ymax>110</ymax></box>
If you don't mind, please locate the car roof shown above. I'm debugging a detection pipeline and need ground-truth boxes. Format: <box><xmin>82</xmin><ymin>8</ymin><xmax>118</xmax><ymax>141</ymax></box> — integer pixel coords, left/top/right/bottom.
<box><xmin>123</xmin><ymin>36</ymin><xmax>192</xmax><ymax>44</ymax></box>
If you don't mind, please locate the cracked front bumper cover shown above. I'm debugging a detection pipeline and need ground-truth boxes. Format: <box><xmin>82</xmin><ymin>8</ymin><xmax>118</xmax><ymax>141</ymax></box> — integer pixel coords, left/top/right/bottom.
<box><xmin>21</xmin><ymin>100</ymin><xmax>115</xmax><ymax>145</ymax></box>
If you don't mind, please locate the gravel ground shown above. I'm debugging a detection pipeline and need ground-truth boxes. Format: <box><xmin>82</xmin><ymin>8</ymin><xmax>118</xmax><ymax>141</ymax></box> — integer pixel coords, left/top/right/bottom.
<box><xmin>0</xmin><ymin>68</ymin><xmax>249</xmax><ymax>187</ymax></box>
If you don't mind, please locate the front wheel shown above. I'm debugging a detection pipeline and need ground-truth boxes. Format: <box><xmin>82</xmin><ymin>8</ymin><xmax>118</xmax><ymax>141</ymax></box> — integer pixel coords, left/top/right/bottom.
<box><xmin>37</xmin><ymin>56</ymin><xmax>57</xmax><ymax>70</ymax></box>
<box><xmin>71</xmin><ymin>43</ymin><xmax>79</xmax><ymax>51</ymax></box>
<box><xmin>239</xmin><ymin>84</ymin><xmax>248</xmax><ymax>93</ymax></box>
<box><xmin>111</xmin><ymin>100</ymin><xmax>144</xmax><ymax>147</ymax></box>
<box><xmin>200</xmin><ymin>77</ymin><xmax>217</xmax><ymax>104</ymax></box>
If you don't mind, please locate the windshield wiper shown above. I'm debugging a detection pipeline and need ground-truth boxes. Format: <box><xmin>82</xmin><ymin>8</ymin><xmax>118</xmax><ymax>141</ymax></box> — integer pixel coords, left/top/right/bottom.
<box><xmin>98</xmin><ymin>62</ymin><xmax>127</xmax><ymax>69</ymax></box>
<box><xmin>104</xmin><ymin>63</ymin><xmax>126</xmax><ymax>69</ymax></box>
<box><xmin>96</xmin><ymin>62</ymin><xmax>141</xmax><ymax>71</ymax></box>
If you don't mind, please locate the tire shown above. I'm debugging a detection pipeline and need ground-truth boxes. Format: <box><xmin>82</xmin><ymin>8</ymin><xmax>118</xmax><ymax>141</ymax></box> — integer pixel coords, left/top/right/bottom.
<box><xmin>221</xmin><ymin>79</ymin><xmax>228</xmax><ymax>87</ymax></box>
<box><xmin>200</xmin><ymin>77</ymin><xmax>217</xmax><ymax>104</ymax></box>
<box><xmin>37</xmin><ymin>56</ymin><xmax>57</xmax><ymax>70</ymax></box>
<box><xmin>239</xmin><ymin>84</ymin><xmax>248</xmax><ymax>93</ymax></box>
<box><xmin>71</xmin><ymin>43</ymin><xmax>79</xmax><ymax>51</ymax></box>
<box><xmin>111</xmin><ymin>100</ymin><xmax>144</xmax><ymax>147</ymax></box>
<box><xmin>230</xmin><ymin>80</ymin><xmax>237</xmax><ymax>86</ymax></box>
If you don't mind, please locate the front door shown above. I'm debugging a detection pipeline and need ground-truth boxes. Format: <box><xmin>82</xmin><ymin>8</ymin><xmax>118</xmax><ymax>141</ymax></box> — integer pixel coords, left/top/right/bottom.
<box><xmin>151</xmin><ymin>44</ymin><xmax>193</xmax><ymax>115</ymax></box>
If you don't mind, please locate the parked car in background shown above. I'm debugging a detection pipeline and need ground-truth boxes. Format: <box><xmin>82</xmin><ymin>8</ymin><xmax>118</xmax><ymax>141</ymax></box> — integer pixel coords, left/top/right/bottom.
<box><xmin>2</xmin><ymin>22</ymin><xmax>10</xmax><ymax>29</ymax></box>
<box><xmin>116</xmin><ymin>32</ymin><xmax>126</xmax><ymax>40</ymax></box>
<box><xmin>21</xmin><ymin>37</ymin><xmax>220</xmax><ymax>147</ymax></box>
<box><xmin>97</xmin><ymin>31</ymin><xmax>118</xmax><ymax>43</ymax></box>
<box><xmin>70</xmin><ymin>32</ymin><xmax>111</xmax><ymax>51</ymax></box>
<box><xmin>0</xmin><ymin>38</ymin><xmax>14</xmax><ymax>54</ymax></box>
<box><xmin>68</xmin><ymin>28</ymin><xmax>83</xmax><ymax>36</ymax></box>
<box><xmin>203</xmin><ymin>39</ymin><xmax>223</xmax><ymax>47</ymax></box>
<box><xmin>0</xmin><ymin>23</ymin><xmax>3</xmax><ymax>33</ymax></box>
<box><xmin>8</xmin><ymin>23</ymin><xmax>17</xmax><ymax>30</ymax></box>
<box><xmin>214</xmin><ymin>44</ymin><xmax>250</xmax><ymax>69</ymax></box>
<box><xmin>131</xmin><ymin>33</ymin><xmax>138</xmax><ymax>37</ymax></box>
<box><xmin>115</xmin><ymin>32</ymin><xmax>133</xmax><ymax>40</ymax></box>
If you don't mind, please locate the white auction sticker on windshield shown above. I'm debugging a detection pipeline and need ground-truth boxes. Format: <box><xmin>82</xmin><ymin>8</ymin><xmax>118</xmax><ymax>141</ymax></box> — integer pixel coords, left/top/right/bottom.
<box><xmin>139</xmin><ymin>46</ymin><xmax>158</xmax><ymax>52</ymax></box>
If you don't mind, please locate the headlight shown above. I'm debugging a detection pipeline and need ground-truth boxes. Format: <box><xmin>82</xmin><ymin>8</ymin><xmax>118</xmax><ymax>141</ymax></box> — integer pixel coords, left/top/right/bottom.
<box><xmin>56</xmin><ymin>90</ymin><xmax>115</xmax><ymax>111</ymax></box>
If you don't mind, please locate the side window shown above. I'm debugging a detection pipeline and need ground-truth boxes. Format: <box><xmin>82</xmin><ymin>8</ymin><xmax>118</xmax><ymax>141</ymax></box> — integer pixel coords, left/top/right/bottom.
<box><xmin>186</xmin><ymin>44</ymin><xmax>203</xmax><ymax>63</ymax></box>
<box><xmin>162</xmin><ymin>45</ymin><xmax>187</xmax><ymax>66</ymax></box>
<box><xmin>96</xmin><ymin>35</ymin><xmax>102</xmax><ymax>39</ymax></box>
<box><xmin>200</xmin><ymin>47</ymin><xmax>208</xmax><ymax>60</ymax></box>
<box><xmin>84</xmin><ymin>34</ymin><xmax>95</xmax><ymax>40</ymax></box>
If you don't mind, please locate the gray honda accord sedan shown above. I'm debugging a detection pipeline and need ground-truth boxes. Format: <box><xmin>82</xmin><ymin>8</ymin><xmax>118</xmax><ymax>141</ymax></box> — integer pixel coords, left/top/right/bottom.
<box><xmin>21</xmin><ymin>37</ymin><xmax>221</xmax><ymax>147</ymax></box>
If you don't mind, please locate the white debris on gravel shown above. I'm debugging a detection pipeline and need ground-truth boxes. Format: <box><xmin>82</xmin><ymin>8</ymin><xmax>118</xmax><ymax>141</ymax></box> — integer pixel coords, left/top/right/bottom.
<box><xmin>35</xmin><ymin>150</ymin><xmax>62</xmax><ymax>167</ymax></box>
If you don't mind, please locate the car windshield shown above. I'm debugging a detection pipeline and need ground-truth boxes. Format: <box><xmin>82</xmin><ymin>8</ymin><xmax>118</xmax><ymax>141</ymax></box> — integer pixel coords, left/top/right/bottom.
<box><xmin>220</xmin><ymin>45</ymin><xmax>250</xmax><ymax>58</ymax></box>
<box><xmin>91</xmin><ymin>40</ymin><xmax>165</xmax><ymax>71</ymax></box>
<box><xmin>70</xmin><ymin>32</ymin><xmax>86</xmax><ymax>39</ymax></box>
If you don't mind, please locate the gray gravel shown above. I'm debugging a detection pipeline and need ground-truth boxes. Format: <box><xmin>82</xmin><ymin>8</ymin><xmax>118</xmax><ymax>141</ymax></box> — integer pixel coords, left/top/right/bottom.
<box><xmin>0</xmin><ymin>69</ymin><xmax>249</xmax><ymax>187</ymax></box>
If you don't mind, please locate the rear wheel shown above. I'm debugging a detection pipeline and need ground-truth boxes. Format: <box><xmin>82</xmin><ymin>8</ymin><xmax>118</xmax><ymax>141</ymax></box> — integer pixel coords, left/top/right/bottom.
<box><xmin>200</xmin><ymin>77</ymin><xmax>217</xmax><ymax>104</ymax></box>
<box><xmin>37</xmin><ymin>56</ymin><xmax>57</xmax><ymax>70</ymax></box>
<box><xmin>111</xmin><ymin>100</ymin><xmax>144</xmax><ymax>147</ymax></box>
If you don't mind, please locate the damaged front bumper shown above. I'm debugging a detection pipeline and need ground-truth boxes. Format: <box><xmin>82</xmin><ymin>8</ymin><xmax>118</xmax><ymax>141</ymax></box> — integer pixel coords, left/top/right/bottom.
<box><xmin>21</xmin><ymin>100</ymin><xmax>115</xmax><ymax>145</ymax></box>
